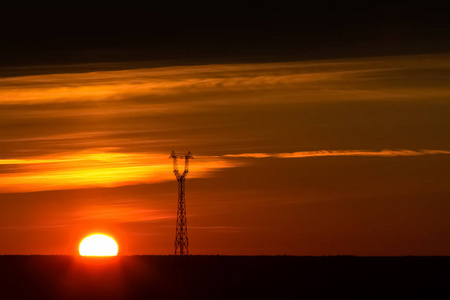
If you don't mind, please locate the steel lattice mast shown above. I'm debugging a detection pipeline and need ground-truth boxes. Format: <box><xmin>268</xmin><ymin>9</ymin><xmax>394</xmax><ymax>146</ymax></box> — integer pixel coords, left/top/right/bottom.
<box><xmin>170</xmin><ymin>151</ymin><xmax>193</xmax><ymax>255</ymax></box>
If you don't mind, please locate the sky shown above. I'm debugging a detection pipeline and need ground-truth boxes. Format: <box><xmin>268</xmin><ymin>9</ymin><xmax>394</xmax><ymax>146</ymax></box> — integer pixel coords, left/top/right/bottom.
<box><xmin>0</xmin><ymin>5</ymin><xmax>449</xmax><ymax>255</ymax></box>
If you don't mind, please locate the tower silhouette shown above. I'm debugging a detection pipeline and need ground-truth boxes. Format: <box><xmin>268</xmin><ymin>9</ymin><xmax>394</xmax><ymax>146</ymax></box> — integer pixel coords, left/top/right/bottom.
<box><xmin>170</xmin><ymin>151</ymin><xmax>193</xmax><ymax>255</ymax></box>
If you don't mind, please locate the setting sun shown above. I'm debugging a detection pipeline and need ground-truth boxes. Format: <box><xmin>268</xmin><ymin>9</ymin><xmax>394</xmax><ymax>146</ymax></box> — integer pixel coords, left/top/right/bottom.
<box><xmin>79</xmin><ymin>234</ymin><xmax>119</xmax><ymax>256</ymax></box>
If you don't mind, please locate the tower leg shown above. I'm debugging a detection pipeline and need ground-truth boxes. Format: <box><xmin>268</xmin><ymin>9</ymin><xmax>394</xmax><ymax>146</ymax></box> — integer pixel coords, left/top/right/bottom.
<box><xmin>175</xmin><ymin>177</ymin><xmax>188</xmax><ymax>255</ymax></box>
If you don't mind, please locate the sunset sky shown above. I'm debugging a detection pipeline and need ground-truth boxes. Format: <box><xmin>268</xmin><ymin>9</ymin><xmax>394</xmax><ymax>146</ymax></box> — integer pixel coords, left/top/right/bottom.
<box><xmin>0</xmin><ymin>4</ymin><xmax>449</xmax><ymax>255</ymax></box>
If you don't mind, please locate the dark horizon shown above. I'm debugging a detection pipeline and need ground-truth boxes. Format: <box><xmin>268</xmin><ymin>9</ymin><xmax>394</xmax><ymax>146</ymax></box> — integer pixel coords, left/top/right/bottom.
<box><xmin>0</xmin><ymin>255</ymin><xmax>449</xmax><ymax>299</ymax></box>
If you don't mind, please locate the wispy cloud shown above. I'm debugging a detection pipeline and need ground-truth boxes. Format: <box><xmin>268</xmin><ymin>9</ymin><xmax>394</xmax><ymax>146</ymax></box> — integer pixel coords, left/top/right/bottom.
<box><xmin>1</xmin><ymin>54</ymin><xmax>450</xmax><ymax>193</ymax></box>
<box><xmin>1</xmin><ymin>148</ymin><xmax>449</xmax><ymax>193</ymax></box>
<box><xmin>1</xmin><ymin>54</ymin><xmax>450</xmax><ymax>106</ymax></box>
<box><xmin>67</xmin><ymin>203</ymin><xmax>175</xmax><ymax>223</ymax></box>
<box><xmin>0</xmin><ymin>150</ymin><xmax>240</xmax><ymax>193</ymax></box>
<box><xmin>2</xmin><ymin>54</ymin><xmax>450</xmax><ymax>160</ymax></box>
<box><xmin>187</xmin><ymin>226</ymin><xmax>241</xmax><ymax>233</ymax></box>
<box><xmin>1</xmin><ymin>203</ymin><xmax>176</xmax><ymax>232</ymax></box>
<box><xmin>218</xmin><ymin>149</ymin><xmax>450</xmax><ymax>159</ymax></box>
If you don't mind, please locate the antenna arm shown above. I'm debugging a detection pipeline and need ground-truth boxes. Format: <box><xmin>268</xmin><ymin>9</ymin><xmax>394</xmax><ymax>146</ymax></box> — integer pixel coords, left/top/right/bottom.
<box><xmin>170</xmin><ymin>150</ymin><xmax>181</xmax><ymax>179</ymax></box>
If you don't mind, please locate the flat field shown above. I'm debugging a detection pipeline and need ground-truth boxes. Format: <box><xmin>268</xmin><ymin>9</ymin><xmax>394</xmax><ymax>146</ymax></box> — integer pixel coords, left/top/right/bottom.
<box><xmin>0</xmin><ymin>256</ymin><xmax>449</xmax><ymax>299</ymax></box>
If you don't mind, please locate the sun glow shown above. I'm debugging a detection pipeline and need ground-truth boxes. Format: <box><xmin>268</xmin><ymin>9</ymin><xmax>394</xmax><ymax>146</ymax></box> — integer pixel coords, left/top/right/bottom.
<box><xmin>79</xmin><ymin>234</ymin><xmax>119</xmax><ymax>256</ymax></box>
<box><xmin>0</xmin><ymin>151</ymin><xmax>236</xmax><ymax>193</ymax></box>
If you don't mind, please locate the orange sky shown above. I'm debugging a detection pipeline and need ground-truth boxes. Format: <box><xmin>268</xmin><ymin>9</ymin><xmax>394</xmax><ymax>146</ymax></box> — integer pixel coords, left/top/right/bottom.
<box><xmin>1</xmin><ymin>54</ymin><xmax>450</xmax><ymax>255</ymax></box>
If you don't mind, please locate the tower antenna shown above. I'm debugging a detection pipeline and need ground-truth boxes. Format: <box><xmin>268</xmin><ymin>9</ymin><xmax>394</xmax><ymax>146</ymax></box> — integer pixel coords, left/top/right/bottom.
<box><xmin>170</xmin><ymin>151</ymin><xmax>193</xmax><ymax>255</ymax></box>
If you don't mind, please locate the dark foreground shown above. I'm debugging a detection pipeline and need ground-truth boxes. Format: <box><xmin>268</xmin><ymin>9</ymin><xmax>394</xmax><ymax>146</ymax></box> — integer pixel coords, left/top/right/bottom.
<box><xmin>0</xmin><ymin>256</ymin><xmax>449</xmax><ymax>299</ymax></box>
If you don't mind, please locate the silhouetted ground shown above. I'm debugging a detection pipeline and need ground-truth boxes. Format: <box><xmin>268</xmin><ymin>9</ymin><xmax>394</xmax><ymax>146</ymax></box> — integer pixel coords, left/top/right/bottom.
<box><xmin>0</xmin><ymin>256</ymin><xmax>449</xmax><ymax>299</ymax></box>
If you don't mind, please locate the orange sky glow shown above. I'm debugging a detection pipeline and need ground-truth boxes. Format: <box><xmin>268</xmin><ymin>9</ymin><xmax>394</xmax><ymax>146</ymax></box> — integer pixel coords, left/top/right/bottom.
<box><xmin>1</xmin><ymin>54</ymin><xmax>449</xmax><ymax>255</ymax></box>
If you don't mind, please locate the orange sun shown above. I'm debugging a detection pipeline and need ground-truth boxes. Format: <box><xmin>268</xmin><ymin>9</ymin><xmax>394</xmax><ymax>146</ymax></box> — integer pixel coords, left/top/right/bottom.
<box><xmin>79</xmin><ymin>234</ymin><xmax>119</xmax><ymax>256</ymax></box>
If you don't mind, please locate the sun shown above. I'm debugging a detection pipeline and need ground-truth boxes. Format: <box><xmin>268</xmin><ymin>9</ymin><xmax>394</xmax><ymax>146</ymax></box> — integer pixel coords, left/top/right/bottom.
<box><xmin>79</xmin><ymin>234</ymin><xmax>119</xmax><ymax>256</ymax></box>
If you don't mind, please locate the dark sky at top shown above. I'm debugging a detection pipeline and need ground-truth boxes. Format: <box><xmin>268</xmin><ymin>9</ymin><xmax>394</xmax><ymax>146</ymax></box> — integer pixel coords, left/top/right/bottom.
<box><xmin>1</xmin><ymin>3</ymin><xmax>449</xmax><ymax>68</ymax></box>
